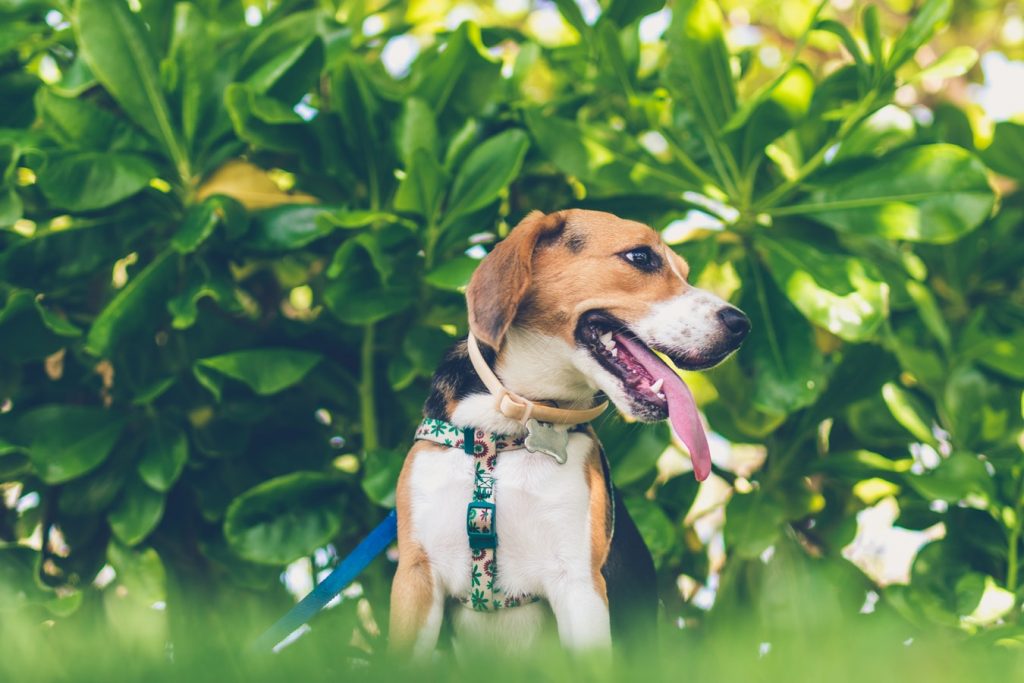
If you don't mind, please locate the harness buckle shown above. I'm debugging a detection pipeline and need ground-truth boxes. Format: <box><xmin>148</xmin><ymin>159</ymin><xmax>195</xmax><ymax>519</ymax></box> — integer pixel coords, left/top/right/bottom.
<box><xmin>466</xmin><ymin>501</ymin><xmax>497</xmax><ymax>550</ymax></box>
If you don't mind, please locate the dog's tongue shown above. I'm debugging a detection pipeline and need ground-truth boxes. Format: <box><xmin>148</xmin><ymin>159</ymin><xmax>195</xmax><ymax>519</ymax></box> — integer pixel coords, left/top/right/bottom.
<box><xmin>615</xmin><ymin>335</ymin><xmax>712</xmax><ymax>481</ymax></box>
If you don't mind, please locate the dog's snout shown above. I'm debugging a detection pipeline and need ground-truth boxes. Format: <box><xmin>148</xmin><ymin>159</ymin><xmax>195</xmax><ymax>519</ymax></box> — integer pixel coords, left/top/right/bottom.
<box><xmin>717</xmin><ymin>307</ymin><xmax>750</xmax><ymax>340</ymax></box>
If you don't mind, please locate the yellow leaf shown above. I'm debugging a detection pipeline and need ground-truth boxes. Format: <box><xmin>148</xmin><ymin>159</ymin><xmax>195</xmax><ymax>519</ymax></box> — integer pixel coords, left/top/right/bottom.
<box><xmin>196</xmin><ymin>160</ymin><xmax>317</xmax><ymax>210</ymax></box>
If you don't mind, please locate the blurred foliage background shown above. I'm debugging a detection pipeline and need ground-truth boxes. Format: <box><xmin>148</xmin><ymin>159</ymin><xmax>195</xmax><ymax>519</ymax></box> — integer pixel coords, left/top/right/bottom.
<box><xmin>1</xmin><ymin>0</ymin><xmax>1024</xmax><ymax>678</ymax></box>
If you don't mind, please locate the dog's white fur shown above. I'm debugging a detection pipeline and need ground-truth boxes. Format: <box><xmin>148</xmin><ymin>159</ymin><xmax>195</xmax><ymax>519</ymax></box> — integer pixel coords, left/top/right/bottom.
<box><xmin>410</xmin><ymin>398</ymin><xmax>606</xmax><ymax>655</ymax></box>
<box><xmin>630</xmin><ymin>289</ymin><xmax>729</xmax><ymax>357</ymax></box>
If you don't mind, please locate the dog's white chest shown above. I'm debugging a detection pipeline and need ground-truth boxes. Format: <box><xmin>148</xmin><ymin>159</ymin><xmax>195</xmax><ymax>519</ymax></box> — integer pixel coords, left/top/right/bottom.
<box><xmin>407</xmin><ymin>432</ymin><xmax>596</xmax><ymax>601</ymax></box>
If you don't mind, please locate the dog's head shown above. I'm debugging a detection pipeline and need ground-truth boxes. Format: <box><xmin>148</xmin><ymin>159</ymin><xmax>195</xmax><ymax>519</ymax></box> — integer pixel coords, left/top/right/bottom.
<box><xmin>466</xmin><ymin>209</ymin><xmax>749</xmax><ymax>479</ymax></box>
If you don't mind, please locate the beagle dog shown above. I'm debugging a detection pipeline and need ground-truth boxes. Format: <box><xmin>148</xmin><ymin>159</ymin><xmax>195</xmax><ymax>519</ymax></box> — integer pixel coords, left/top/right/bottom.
<box><xmin>389</xmin><ymin>209</ymin><xmax>749</xmax><ymax>657</ymax></box>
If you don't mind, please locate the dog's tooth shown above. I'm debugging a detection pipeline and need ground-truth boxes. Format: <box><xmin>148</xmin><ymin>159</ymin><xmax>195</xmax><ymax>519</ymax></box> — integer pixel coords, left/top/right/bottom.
<box><xmin>610</xmin><ymin>347</ymin><xmax>618</xmax><ymax>357</ymax></box>
<box><xmin>600</xmin><ymin>331</ymin><xmax>614</xmax><ymax>347</ymax></box>
<box><xmin>650</xmin><ymin>378</ymin><xmax>664</xmax><ymax>393</ymax></box>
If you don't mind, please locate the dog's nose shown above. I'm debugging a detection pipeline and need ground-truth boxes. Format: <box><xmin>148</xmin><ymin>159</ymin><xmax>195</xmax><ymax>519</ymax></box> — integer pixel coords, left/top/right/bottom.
<box><xmin>718</xmin><ymin>307</ymin><xmax>750</xmax><ymax>340</ymax></box>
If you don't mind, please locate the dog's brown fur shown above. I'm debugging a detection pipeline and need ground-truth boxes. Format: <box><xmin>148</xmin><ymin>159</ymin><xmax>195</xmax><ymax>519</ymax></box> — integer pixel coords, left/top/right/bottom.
<box><xmin>388</xmin><ymin>441</ymin><xmax>439</xmax><ymax>652</ymax></box>
<box><xmin>468</xmin><ymin>210</ymin><xmax>693</xmax><ymax>350</ymax></box>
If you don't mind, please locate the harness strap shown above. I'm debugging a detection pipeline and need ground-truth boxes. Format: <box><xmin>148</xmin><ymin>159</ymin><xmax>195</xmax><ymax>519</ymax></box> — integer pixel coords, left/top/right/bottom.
<box><xmin>415</xmin><ymin>419</ymin><xmax>539</xmax><ymax>611</ymax></box>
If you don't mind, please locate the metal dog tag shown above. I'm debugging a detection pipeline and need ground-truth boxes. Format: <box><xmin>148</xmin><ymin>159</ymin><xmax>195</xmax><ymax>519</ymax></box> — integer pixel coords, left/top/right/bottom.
<box><xmin>524</xmin><ymin>419</ymin><xmax>569</xmax><ymax>464</ymax></box>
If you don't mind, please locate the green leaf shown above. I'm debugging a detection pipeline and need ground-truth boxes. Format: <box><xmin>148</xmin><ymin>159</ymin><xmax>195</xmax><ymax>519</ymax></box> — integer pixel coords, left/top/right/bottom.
<box><xmin>966</xmin><ymin>331</ymin><xmax>1024</xmax><ymax>381</ymax></box>
<box><xmin>323</xmin><ymin>244</ymin><xmax>417</xmax><ymax>325</ymax></box>
<box><xmin>724</xmin><ymin>0</ymin><xmax>827</xmax><ymax>135</ymax></box>
<box><xmin>167</xmin><ymin>1</ymin><xmax>209</xmax><ymax>150</ymax></box>
<box><xmin>402</xmin><ymin>327</ymin><xmax>454</xmax><ymax>377</ymax></box>
<box><xmin>739</xmin><ymin>261</ymin><xmax>828</xmax><ymax>415</ymax></box>
<box><xmin>524</xmin><ymin>110</ymin><xmax>696</xmax><ymax>193</ymax></box>
<box><xmin>108</xmin><ymin>475</ymin><xmax>166</xmax><ymax>546</ymax></box>
<box><xmin>396</xmin><ymin>97</ymin><xmax>438</xmax><ymax>168</ymax></box>
<box><xmin>17</xmin><ymin>405</ymin><xmax>126</xmax><ymax>484</ymax></box>
<box><xmin>58</xmin><ymin>459</ymin><xmax>128</xmax><ymax>515</ymax></box>
<box><xmin>224</xmin><ymin>472</ymin><xmax>344</xmax><ymax>565</ymax></box>
<box><xmin>424</xmin><ymin>256</ymin><xmax>480</xmax><ymax>292</ymax></box>
<box><xmin>445</xmin><ymin>129</ymin><xmax>529</xmax><ymax>222</ymax></box>
<box><xmin>0</xmin><ymin>290</ymin><xmax>82</xmax><ymax>355</ymax></box>
<box><xmin>740</xmin><ymin>64</ymin><xmax>814</xmax><ymax>166</ymax></box>
<box><xmin>907</xmin><ymin>46</ymin><xmax>978</xmax><ymax>84</ymax></box>
<box><xmin>943</xmin><ymin>365</ymin><xmax>1013</xmax><ymax>448</ymax></box>
<box><xmin>171</xmin><ymin>198</ymin><xmax>220</xmax><ymax>254</ymax></box>
<box><xmin>37</xmin><ymin>152</ymin><xmax>157</xmax><ymax>211</ymax></box>
<box><xmin>665</xmin><ymin>0</ymin><xmax>736</xmax><ymax>131</ymax></box>
<box><xmin>224</xmin><ymin>83</ymin><xmax>312</xmax><ymax>152</ymax></box>
<box><xmin>362</xmin><ymin>448</ymin><xmax>403</xmax><ymax>508</ymax></box>
<box><xmin>388</xmin><ymin>355</ymin><xmax>417</xmax><ymax>391</ymax></box>
<box><xmin>810</xmin><ymin>450</ymin><xmax>913</xmax><ymax>478</ymax></box>
<box><xmin>862</xmin><ymin>5</ymin><xmax>883</xmax><ymax>67</ymax></box>
<box><xmin>756</xmin><ymin>233</ymin><xmax>887</xmax><ymax>342</ymax></box>
<box><xmin>317</xmin><ymin>210</ymin><xmax>408</xmax><ymax>232</ymax></box>
<box><xmin>237</xmin><ymin>10</ymin><xmax>321</xmax><ymax>99</ymax></box>
<box><xmin>888</xmin><ymin>0</ymin><xmax>952</xmax><ymax>70</ymax></box>
<box><xmin>810</xmin><ymin>342</ymin><xmax>898</xmax><ymax>419</ymax></box>
<box><xmin>597</xmin><ymin>418</ymin><xmax>670</xmax><ymax>487</ymax></box>
<box><xmin>0</xmin><ymin>185</ymin><xmax>22</xmax><ymax>227</ymax></box>
<box><xmin>725</xmin><ymin>490</ymin><xmax>785</xmax><ymax>559</ymax></box>
<box><xmin>0</xmin><ymin>436</ymin><xmax>24</xmax><ymax>458</ymax></box>
<box><xmin>33</xmin><ymin>297</ymin><xmax>81</xmax><ymax>338</ymax></box>
<box><xmin>834</xmin><ymin>105</ymin><xmax>915</xmax><ymax>161</ymax></box>
<box><xmin>0</xmin><ymin>290</ymin><xmax>61</xmax><ymax>360</ymax></box>
<box><xmin>326</xmin><ymin>224</ymin><xmax>414</xmax><ymax>283</ymax></box>
<box><xmin>624</xmin><ymin>496</ymin><xmax>675</xmax><ymax>564</ymax></box>
<box><xmin>595</xmin><ymin>19</ymin><xmax>634</xmax><ymax>99</ymax></box>
<box><xmin>75</xmin><ymin>0</ymin><xmax>189</xmax><ymax>178</ymax></box>
<box><xmin>194</xmin><ymin>349</ymin><xmax>322</xmax><ymax>398</ymax></box>
<box><xmin>552</xmin><ymin>0</ymin><xmax>588</xmax><ymax>35</ymax></box>
<box><xmin>881</xmin><ymin>382</ymin><xmax>937</xmax><ymax>445</ymax></box>
<box><xmin>86</xmin><ymin>250</ymin><xmax>177</xmax><ymax>357</ymax></box>
<box><xmin>394</xmin><ymin>147</ymin><xmax>448</xmax><ymax>219</ymax></box>
<box><xmin>904</xmin><ymin>452</ymin><xmax>995</xmax><ymax>507</ymax></box>
<box><xmin>981</xmin><ymin>121</ymin><xmax>1024</xmax><ymax>181</ymax></box>
<box><xmin>814</xmin><ymin>20</ymin><xmax>867</xmax><ymax>77</ymax></box>
<box><xmin>604</xmin><ymin>0</ymin><xmax>665</xmax><ymax>27</ymax></box>
<box><xmin>131</xmin><ymin>377</ymin><xmax>177</xmax><ymax>406</ymax></box>
<box><xmin>414</xmin><ymin>22</ymin><xmax>501</xmax><ymax>117</ymax></box>
<box><xmin>905</xmin><ymin>279</ymin><xmax>951</xmax><ymax>353</ymax></box>
<box><xmin>245</xmin><ymin>205</ymin><xmax>332</xmax><ymax>251</ymax></box>
<box><xmin>52</xmin><ymin>54</ymin><xmax>97</xmax><ymax>97</ymax></box>
<box><xmin>789</xmin><ymin>144</ymin><xmax>994</xmax><ymax>244</ymax></box>
<box><xmin>167</xmin><ymin>259</ymin><xmax>242</xmax><ymax>330</ymax></box>
<box><xmin>106</xmin><ymin>540</ymin><xmax>166</xmax><ymax>605</ymax></box>
<box><xmin>137</xmin><ymin>420</ymin><xmax>188</xmax><ymax>492</ymax></box>
<box><xmin>0</xmin><ymin>546</ymin><xmax>51</xmax><ymax>608</ymax></box>
<box><xmin>35</xmin><ymin>88</ymin><xmax>154</xmax><ymax>152</ymax></box>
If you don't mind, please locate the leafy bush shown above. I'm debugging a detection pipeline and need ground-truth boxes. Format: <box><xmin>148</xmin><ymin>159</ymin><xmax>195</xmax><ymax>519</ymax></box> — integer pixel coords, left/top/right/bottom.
<box><xmin>1</xmin><ymin>0</ymin><xmax>1023</xmax><ymax>666</ymax></box>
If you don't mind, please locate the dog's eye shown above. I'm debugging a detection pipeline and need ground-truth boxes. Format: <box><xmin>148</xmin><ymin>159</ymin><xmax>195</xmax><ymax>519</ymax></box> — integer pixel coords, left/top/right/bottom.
<box><xmin>620</xmin><ymin>247</ymin><xmax>661</xmax><ymax>272</ymax></box>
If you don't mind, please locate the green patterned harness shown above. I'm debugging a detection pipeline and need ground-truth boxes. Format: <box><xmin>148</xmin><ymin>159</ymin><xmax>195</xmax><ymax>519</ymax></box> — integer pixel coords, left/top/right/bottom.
<box><xmin>414</xmin><ymin>418</ymin><xmax>543</xmax><ymax>611</ymax></box>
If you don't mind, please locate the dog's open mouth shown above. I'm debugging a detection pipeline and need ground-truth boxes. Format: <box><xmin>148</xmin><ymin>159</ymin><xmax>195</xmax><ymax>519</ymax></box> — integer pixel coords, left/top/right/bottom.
<box><xmin>578</xmin><ymin>313</ymin><xmax>712</xmax><ymax>481</ymax></box>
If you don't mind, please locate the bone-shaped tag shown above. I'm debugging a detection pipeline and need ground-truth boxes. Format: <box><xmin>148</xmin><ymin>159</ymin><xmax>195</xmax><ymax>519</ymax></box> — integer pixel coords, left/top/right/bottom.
<box><xmin>524</xmin><ymin>419</ymin><xmax>569</xmax><ymax>464</ymax></box>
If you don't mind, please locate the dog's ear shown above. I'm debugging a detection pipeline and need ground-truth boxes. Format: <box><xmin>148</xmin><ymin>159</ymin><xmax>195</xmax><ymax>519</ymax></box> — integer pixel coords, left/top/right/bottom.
<box><xmin>466</xmin><ymin>210</ymin><xmax>566</xmax><ymax>350</ymax></box>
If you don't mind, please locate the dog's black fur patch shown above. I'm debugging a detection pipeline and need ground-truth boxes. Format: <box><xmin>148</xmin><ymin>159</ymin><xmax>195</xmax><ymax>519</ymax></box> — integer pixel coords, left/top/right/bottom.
<box><xmin>603</xmin><ymin>486</ymin><xmax>659</xmax><ymax>655</ymax></box>
<box><xmin>423</xmin><ymin>339</ymin><xmax>493</xmax><ymax>421</ymax></box>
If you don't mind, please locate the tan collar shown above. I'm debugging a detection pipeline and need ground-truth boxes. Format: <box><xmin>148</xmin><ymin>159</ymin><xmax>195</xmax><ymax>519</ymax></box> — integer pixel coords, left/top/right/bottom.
<box><xmin>466</xmin><ymin>333</ymin><xmax>608</xmax><ymax>426</ymax></box>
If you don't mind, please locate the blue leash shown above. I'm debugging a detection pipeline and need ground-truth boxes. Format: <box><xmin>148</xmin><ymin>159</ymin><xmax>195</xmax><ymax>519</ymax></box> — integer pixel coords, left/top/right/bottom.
<box><xmin>252</xmin><ymin>510</ymin><xmax>398</xmax><ymax>653</ymax></box>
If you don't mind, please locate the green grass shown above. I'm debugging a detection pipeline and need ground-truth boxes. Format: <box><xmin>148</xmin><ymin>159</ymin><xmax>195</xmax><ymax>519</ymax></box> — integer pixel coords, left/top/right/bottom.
<box><xmin>3</xmin><ymin>592</ymin><xmax>1020</xmax><ymax>683</ymax></box>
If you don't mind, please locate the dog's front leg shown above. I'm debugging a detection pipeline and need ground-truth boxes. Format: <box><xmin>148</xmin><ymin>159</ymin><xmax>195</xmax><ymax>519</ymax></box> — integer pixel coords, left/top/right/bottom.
<box><xmin>388</xmin><ymin>549</ymin><xmax>444</xmax><ymax>658</ymax></box>
<box><xmin>546</xmin><ymin>577</ymin><xmax>612</xmax><ymax>651</ymax></box>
